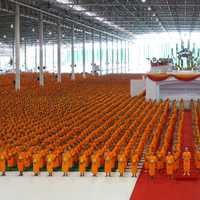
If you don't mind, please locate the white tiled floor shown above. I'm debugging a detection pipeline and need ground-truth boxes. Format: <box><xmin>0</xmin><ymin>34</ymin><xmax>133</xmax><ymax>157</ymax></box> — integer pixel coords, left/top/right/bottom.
<box><xmin>0</xmin><ymin>172</ymin><xmax>139</xmax><ymax>200</ymax></box>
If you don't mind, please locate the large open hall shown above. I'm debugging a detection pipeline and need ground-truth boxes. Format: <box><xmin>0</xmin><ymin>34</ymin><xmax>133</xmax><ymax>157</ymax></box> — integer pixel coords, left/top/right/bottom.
<box><xmin>0</xmin><ymin>0</ymin><xmax>200</xmax><ymax>200</ymax></box>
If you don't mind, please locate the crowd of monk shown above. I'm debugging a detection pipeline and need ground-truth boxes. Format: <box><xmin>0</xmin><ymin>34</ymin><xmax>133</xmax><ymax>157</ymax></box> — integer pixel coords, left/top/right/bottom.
<box><xmin>0</xmin><ymin>74</ymin><xmax>199</xmax><ymax>178</ymax></box>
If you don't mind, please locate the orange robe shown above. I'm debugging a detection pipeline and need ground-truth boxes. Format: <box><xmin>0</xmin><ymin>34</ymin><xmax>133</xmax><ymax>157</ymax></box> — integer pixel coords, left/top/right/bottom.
<box><xmin>91</xmin><ymin>155</ymin><xmax>100</xmax><ymax>176</ymax></box>
<box><xmin>7</xmin><ymin>152</ymin><xmax>15</xmax><ymax>168</ymax></box>
<box><xmin>104</xmin><ymin>153</ymin><xmax>112</xmax><ymax>173</ymax></box>
<box><xmin>148</xmin><ymin>155</ymin><xmax>157</xmax><ymax>177</ymax></box>
<box><xmin>33</xmin><ymin>154</ymin><xmax>41</xmax><ymax>174</ymax></box>
<box><xmin>118</xmin><ymin>154</ymin><xmax>126</xmax><ymax>176</ymax></box>
<box><xmin>195</xmin><ymin>151</ymin><xmax>200</xmax><ymax>169</ymax></box>
<box><xmin>62</xmin><ymin>152</ymin><xmax>72</xmax><ymax>173</ymax></box>
<box><xmin>166</xmin><ymin>155</ymin><xmax>174</xmax><ymax>176</ymax></box>
<box><xmin>131</xmin><ymin>154</ymin><xmax>138</xmax><ymax>176</ymax></box>
<box><xmin>0</xmin><ymin>151</ymin><xmax>7</xmax><ymax>172</ymax></box>
<box><xmin>46</xmin><ymin>154</ymin><xmax>55</xmax><ymax>173</ymax></box>
<box><xmin>79</xmin><ymin>155</ymin><xmax>87</xmax><ymax>173</ymax></box>
<box><xmin>183</xmin><ymin>151</ymin><xmax>191</xmax><ymax>174</ymax></box>
<box><xmin>17</xmin><ymin>152</ymin><xmax>26</xmax><ymax>172</ymax></box>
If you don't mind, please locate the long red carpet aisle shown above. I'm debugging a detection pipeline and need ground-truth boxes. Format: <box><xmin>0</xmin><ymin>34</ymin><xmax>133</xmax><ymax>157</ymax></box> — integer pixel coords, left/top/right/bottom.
<box><xmin>130</xmin><ymin>111</ymin><xmax>200</xmax><ymax>200</ymax></box>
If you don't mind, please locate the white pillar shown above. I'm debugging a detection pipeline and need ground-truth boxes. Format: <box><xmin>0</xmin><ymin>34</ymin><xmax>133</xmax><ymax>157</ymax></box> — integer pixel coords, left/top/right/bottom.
<box><xmin>128</xmin><ymin>42</ymin><xmax>130</xmax><ymax>72</ymax></box>
<box><xmin>91</xmin><ymin>30</ymin><xmax>95</xmax><ymax>75</ymax></box>
<box><xmin>35</xmin><ymin>43</ymin><xmax>37</xmax><ymax>72</ymax></box>
<box><xmin>124</xmin><ymin>41</ymin><xmax>127</xmax><ymax>73</ymax></box>
<box><xmin>99</xmin><ymin>33</ymin><xmax>102</xmax><ymax>75</ymax></box>
<box><xmin>82</xmin><ymin>28</ymin><xmax>86</xmax><ymax>78</ymax></box>
<box><xmin>57</xmin><ymin>23</ymin><xmax>61</xmax><ymax>82</ymax></box>
<box><xmin>15</xmin><ymin>4</ymin><xmax>20</xmax><ymax>91</ymax></box>
<box><xmin>116</xmin><ymin>38</ymin><xmax>119</xmax><ymax>74</ymax></box>
<box><xmin>12</xmin><ymin>40</ymin><xmax>15</xmax><ymax>71</ymax></box>
<box><xmin>121</xmin><ymin>40</ymin><xmax>123</xmax><ymax>73</ymax></box>
<box><xmin>24</xmin><ymin>40</ymin><xmax>27</xmax><ymax>72</ymax></box>
<box><xmin>39</xmin><ymin>13</ymin><xmax>44</xmax><ymax>86</ymax></box>
<box><xmin>112</xmin><ymin>37</ymin><xmax>114</xmax><ymax>74</ymax></box>
<box><xmin>106</xmin><ymin>35</ymin><xmax>109</xmax><ymax>74</ymax></box>
<box><xmin>52</xmin><ymin>44</ymin><xmax>55</xmax><ymax>72</ymax></box>
<box><xmin>71</xmin><ymin>25</ymin><xmax>75</xmax><ymax>80</ymax></box>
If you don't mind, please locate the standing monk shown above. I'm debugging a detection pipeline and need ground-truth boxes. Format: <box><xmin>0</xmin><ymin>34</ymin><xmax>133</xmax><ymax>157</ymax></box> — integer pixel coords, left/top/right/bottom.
<box><xmin>79</xmin><ymin>154</ymin><xmax>87</xmax><ymax>176</ymax></box>
<box><xmin>118</xmin><ymin>153</ymin><xmax>126</xmax><ymax>177</ymax></box>
<box><xmin>131</xmin><ymin>154</ymin><xmax>138</xmax><ymax>177</ymax></box>
<box><xmin>17</xmin><ymin>150</ymin><xmax>26</xmax><ymax>176</ymax></box>
<box><xmin>148</xmin><ymin>153</ymin><xmax>157</xmax><ymax>178</ymax></box>
<box><xmin>91</xmin><ymin>154</ymin><xmax>100</xmax><ymax>176</ymax></box>
<box><xmin>46</xmin><ymin>150</ymin><xmax>55</xmax><ymax>176</ymax></box>
<box><xmin>104</xmin><ymin>151</ymin><xmax>112</xmax><ymax>177</ymax></box>
<box><xmin>195</xmin><ymin>148</ymin><xmax>200</xmax><ymax>170</ymax></box>
<box><xmin>33</xmin><ymin>153</ymin><xmax>41</xmax><ymax>176</ymax></box>
<box><xmin>166</xmin><ymin>152</ymin><xmax>175</xmax><ymax>179</ymax></box>
<box><xmin>62</xmin><ymin>150</ymin><xmax>72</xmax><ymax>176</ymax></box>
<box><xmin>0</xmin><ymin>149</ymin><xmax>7</xmax><ymax>176</ymax></box>
<box><xmin>182</xmin><ymin>147</ymin><xmax>191</xmax><ymax>176</ymax></box>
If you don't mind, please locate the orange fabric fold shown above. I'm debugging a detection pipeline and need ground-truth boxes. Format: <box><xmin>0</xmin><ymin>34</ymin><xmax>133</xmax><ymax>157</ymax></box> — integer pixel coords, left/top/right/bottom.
<box><xmin>147</xmin><ymin>73</ymin><xmax>200</xmax><ymax>82</ymax></box>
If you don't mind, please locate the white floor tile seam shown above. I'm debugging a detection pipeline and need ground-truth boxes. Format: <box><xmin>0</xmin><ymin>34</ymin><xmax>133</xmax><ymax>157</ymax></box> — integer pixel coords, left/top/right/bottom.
<box><xmin>0</xmin><ymin>171</ymin><xmax>141</xmax><ymax>200</ymax></box>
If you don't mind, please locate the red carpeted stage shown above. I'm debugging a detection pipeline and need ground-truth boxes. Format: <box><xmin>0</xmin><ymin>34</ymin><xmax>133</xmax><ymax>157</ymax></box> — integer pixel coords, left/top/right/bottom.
<box><xmin>130</xmin><ymin>111</ymin><xmax>200</xmax><ymax>200</ymax></box>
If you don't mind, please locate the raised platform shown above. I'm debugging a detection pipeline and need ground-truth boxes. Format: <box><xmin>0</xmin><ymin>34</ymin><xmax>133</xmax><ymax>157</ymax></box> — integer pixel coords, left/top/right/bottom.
<box><xmin>131</xmin><ymin>72</ymin><xmax>200</xmax><ymax>102</ymax></box>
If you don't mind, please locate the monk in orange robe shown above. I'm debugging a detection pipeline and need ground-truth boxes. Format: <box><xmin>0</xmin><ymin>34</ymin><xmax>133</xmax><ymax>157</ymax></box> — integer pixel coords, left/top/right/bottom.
<box><xmin>156</xmin><ymin>151</ymin><xmax>164</xmax><ymax>172</ymax></box>
<box><xmin>7</xmin><ymin>151</ymin><xmax>15</xmax><ymax>169</ymax></box>
<box><xmin>131</xmin><ymin>154</ymin><xmax>138</xmax><ymax>177</ymax></box>
<box><xmin>33</xmin><ymin>153</ymin><xmax>41</xmax><ymax>176</ymax></box>
<box><xmin>182</xmin><ymin>147</ymin><xmax>191</xmax><ymax>176</ymax></box>
<box><xmin>17</xmin><ymin>151</ymin><xmax>26</xmax><ymax>176</ymax></box>
<box><xmin>104</xmin><ymin>152</ymin><xmax>112</xmax><ymax>177</ymax></box>
<box><xmin>173</xmin><ymin>149</ymin><xmax>180</xmax><ymax>171</ymax></box>
<box><xmin>91</xmin><ymin>154</ymin><xmax>100</xmax><ymax>176</ymax></box>
<box><xmin>0</xmin><ymin>149</ymin><xmax>7</xmax><ymax>176</ymax></box>
<box><xmin>166</xmin><ymin>152</ymin><xmax>175</xmax><ymax>178</ymax></box>
<box><xmin>79</xmin><ymin>154</ymin><xmax>87</xmax><ymax>176</ymax></box>
<box><xmin>62</xmin><ymin>150</ymin><xmax>72</xmax><ymax>176</ymax></box>
<box><xmin>195</xmin><ymin>149</ymin><xmax>200</xmax><ymax>169</ymax></box>
<box><xmin>118</xmin><ymin>154</ymin><xmax>126</xmax><ymax>177</ymax></box>
<box><xmin>144</xmin><ymin>154</ymin><xmax>150</xmax><ymax>173</ymax></box>
<box><xmin>148</xmin><ymin>154</ymin><xmax>157</xmax><ymax>178</ymax></box>
<box><xmin>46</xmin><ymin>150</ymin><xmax>55</xmax><ymax>176</ymax></box>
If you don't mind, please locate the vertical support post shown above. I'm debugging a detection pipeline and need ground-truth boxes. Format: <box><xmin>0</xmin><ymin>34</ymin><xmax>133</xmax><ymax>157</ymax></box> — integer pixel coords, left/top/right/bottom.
<box><xmin>99</xmin><ymin>32</ymin><xmax>102</xmax><ymax>75</ymax></box>
<box><xmin>52</xmin><ymin>43</ymin><xmax>55</xmax><ymax>73</ymax></box>
<box><xmin>39</xmin><ymin>13</ymin><xmax>44</xmax><ymax>86</ymax></box>
<box><xmin>124</xmin><ymin>41</ymin><xmax>127</xmax><ymax>73</ymax></box>
<box><xmin>111</xmin><ymin>37</ymin><xmax>114</xmax><ymax>74</ymax></box>
<box><xmin>82</xmin><ymin>28</ymin><xmax>86</xmax><ymax>78</ymax></box>
<box><xmin>44</xmin><ymin>44</ymin><xmax>46</xmax><ymax>67</ymax></box>
<box><xmin>15</xmin><ymin>4</ymin><xmax>20</xmax><ymax>91</ymax></box>
<box><xmin>121</xmin><ymin>40</ymin><xmax>123</xmax><ymax>73</ymax></box>
<box><xmin>91</xmin><ymin>30</ymin><xmax>95</xmax><ymax>75</ymax></box>
<box><xmin>116</xmin><ymin>38</ymin><xmax>119</xmax><ymax>74</ymax></box>
<box><xmin>128</xmin><ymin>42</ymin><xmax>130</xmax><ymax>72</ymax></box>
<box><xmin>57</xmin><ymin>22</ymin><xmax>61</xmax><ymax>82</ymax></box>
<box><xmin>71</xmin><ymin>24</ymin><xmax>75</xmax><ymax>80</ymax></box>
<box><xmin>12</xmin><ymin>39</ymin><xmax>15</xmax><ymax>70</ymax></box>
<box><xmin>106</xmin><ymin>35</ymin><xmax>109</xmax><ymax>74</ymax></box>
<box><xmin>24</xmin><ymin>40</ymin><xmax>27</xmax><ymax>72</ymax></box>
<box><xmin>35</xmin><ymin>43</ymin><xmax>37</xmax><ymax>72</ymax></box>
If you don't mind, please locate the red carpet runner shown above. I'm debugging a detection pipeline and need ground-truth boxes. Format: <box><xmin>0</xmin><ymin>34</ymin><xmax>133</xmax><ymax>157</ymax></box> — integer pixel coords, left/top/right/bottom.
<box><xmin>130</xmin><ymin>111</ymin><xmax>200</xmax><ymax>200</ymax></box>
